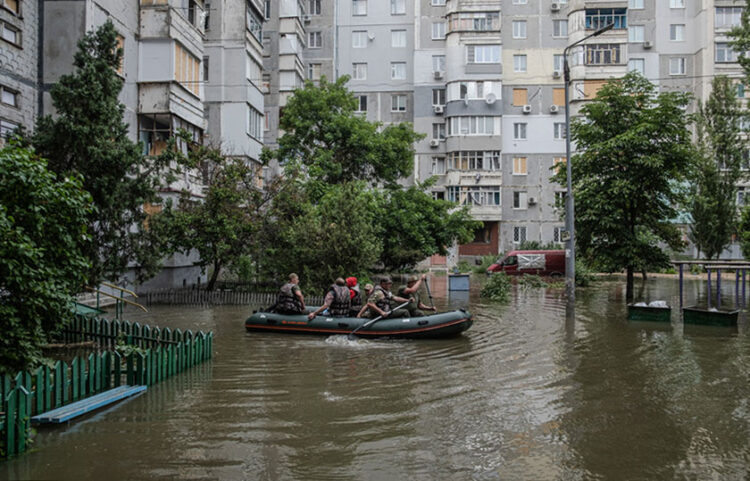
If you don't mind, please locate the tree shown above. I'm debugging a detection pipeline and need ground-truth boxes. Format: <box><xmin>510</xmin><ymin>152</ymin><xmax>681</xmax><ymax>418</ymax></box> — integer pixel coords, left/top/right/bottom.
<box><xmin>688</xmin><ymin>76</ymin><xmax>746</xmax><ymax>259</ymax></box>
<box><xmin>556</xmin><ymin>72</ymin><xmax>694</xmax><ymax>301</ymax></box>
<box><xmin>730</xmin><ymin>3</ymin><xmax>750</xmax><ymax>82</ymax></box>
<box><xmin>739</xmin><ymin>205</ymin><xmax>750</xmax><ymax>259</ymax></box>
<box><xmin>0</xmin><ymin>143</ymin><xmax>92</xmax><ymax>372</ymax></box>
<box><xmin>32</xmin><ymin>21</ymin><xmax>183</xmax><ymax>284</ymax></box>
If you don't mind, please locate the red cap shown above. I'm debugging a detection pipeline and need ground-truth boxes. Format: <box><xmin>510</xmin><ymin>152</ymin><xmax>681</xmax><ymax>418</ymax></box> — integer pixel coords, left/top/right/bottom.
<box><xmin>346</xmin><ymin>276</ymin><xmax>357</xmax><ymax>287</ymax></box>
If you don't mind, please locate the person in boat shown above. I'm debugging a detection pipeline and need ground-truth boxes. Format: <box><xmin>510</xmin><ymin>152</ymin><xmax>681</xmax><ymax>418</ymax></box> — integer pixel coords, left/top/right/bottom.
<box><xmin>347</xmin><ymin>276</ymin><xmax>362</xmax><ymax>317</ymax></box>
<box><xmin>308</xmin><ymin>277</ymin><xmax>351</xmax><ymax>320</ymax></box>
<box><xmin>358</xmin><ymin>276</ymin><xmax>412</xmax><ymax>319</ymax></box>
<box><xmin>397</xmin><ymin>274</ymin><xmax>437</xmax><ymax>317</ymax></box>
<box><xmin>275</xmin><ymin>273</ymin><xmax>306</xmax><ymax>314</ymax></box>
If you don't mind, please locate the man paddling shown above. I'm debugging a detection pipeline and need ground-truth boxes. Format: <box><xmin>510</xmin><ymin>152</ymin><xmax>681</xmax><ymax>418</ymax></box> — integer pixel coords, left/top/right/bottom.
<box><xmin>397</xmin><ymin>274</ymin><xmax>437</xmax><ymax>318</ymax></box>
<box><xmin>358</xmin><ymin>276</ymin><xmax>412</xmax><ymax>318</ymax></box>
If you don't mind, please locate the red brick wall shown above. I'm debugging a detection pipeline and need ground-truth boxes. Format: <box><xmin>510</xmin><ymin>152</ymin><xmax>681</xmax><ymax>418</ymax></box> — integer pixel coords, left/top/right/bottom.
<box><xmin>459</xmin><ymin>221</ymin><xmax>498</xmax><ymax>256</ymax></box>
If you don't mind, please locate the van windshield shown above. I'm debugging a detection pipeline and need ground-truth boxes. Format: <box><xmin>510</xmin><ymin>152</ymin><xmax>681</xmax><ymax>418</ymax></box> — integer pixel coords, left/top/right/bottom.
<box><xmin>502</xmin><ymin>256</ymin><xmax>517</xmax><ymax>266</ymax></box>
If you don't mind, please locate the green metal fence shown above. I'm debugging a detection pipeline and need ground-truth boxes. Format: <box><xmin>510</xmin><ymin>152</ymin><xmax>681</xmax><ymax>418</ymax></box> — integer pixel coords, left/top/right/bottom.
<box><xmin>1</xmin><ymin>316</ymin><xmax>214</xmax><ymax>459</ymax></box>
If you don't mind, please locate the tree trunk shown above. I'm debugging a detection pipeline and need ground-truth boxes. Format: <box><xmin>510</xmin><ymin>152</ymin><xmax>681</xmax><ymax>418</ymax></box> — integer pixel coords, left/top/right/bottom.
<box><xmin>207</xmin><ymin>261</ymin><xmax>222</xmax><ymax>291</ymax></box>
<box><xmin>626</xmin><ymin>265</ymin><xmax>634</xmax><ymax>303</ymax></box>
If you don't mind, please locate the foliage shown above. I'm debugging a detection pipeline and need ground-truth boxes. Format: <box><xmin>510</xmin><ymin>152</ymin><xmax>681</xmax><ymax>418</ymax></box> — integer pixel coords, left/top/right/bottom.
<box><xmin>730</xmin><ymin>3</ymin><xmax>750</xmax><ymax>84</ymax></box>
<box><xmin>263</xmin><ymin>76</ymin><xmax>424</xmax><ymax>188</ymax></box>
<box><xmin>480</xmin><ymin>273</ymin><xmax>512</xmax><ymax>303</ymax></box>
<box><xmin>739</xmin><ymin>205</ymin><xmax>750</xmax><ymax>260</ymax></box>
<box><xmin>688</xmin><ymin>76</ymin><xmax>746</xmax><ymax>259</ymax></box>
<box><xmin>456</xmin><ymin>260</ymin><xmax>472</xmax><ymax>273</ymax></box>
<box><xmin>31</xmin><ymin>20</ymin><xmax>185</xmax><ymax>284</ymax></box>
<box><xmin>574</xmin><ymin>259</ymin><xmax>594</xmax><ymax>287</ymax></box>
<box><xmin>517</xmin><ymin>241</ymin><xmax>563</xmax><ymax>251</ymax></box>
<box><xmin>473</xmin><ymin>255</ymin><xmax>498</xmax><ymax>274</ymax></box>
<box><xmin>228</xmin><ymin>256</ymin><xmax>255</xmax><ymax>283</ymax></box>
<box><xmin>518</xmin><ymin>275</ymin><xmax>548</xmax><ymax>289</ymax></box>
<box><xmin>553</xmin><ymin>72</ymin><xmax>694</xmax><ymax>300</ymax></box>
<box><xmin>0</xmin><ymin>143</ymin><xmax>92</xmax><ymax>373</ymax></box>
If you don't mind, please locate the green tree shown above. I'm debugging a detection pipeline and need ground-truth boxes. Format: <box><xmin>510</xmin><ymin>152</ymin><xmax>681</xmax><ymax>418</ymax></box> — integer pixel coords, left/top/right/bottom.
<box><xmin>32</xmin><ymin>21</ymin><xmax>183</xmax><ymax>284</ymax></box>
<box><xmin>556</xmin><ymin>72</ymin><xmax>694</xmax><ymax>301</ymax></box>
<box><xmin>688</xmin><ymin>76</ymin><xmax>746</xmax><ymax>259</ymax></box>
<box><xmin>0</xmin><ymin>143</ymin><xmax>92</xmax><ymax>372</ymax></box>
<box><xmin>730</xmin><ymin>3</ymin><xmax>750</xmax><ymax>82</ymax></box>
<box><xmin>739</xmin><ymin>205</ymin><xmax>750</xmax><ymax>259</ymax></box>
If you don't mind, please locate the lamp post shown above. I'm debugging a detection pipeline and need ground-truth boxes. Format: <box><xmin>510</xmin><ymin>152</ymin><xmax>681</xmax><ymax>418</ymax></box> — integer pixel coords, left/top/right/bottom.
<box><xmin>563</xmin><ymin>22</ymin><xmax>614</xmax><ymax>305</ymax></box>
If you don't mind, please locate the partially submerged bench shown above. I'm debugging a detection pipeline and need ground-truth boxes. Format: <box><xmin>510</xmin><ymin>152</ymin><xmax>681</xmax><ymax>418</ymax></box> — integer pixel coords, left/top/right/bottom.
<box><xmin>31</xmin><ymin>385</ymin><xmax>146</xmax><ymax>424</ymax></box>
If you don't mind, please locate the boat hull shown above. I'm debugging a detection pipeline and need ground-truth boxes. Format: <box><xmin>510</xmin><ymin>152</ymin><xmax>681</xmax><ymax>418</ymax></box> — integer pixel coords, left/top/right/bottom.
<box><xmin>244</xmin><ymin>309</ymin><xmax>473</xmax><ymax>339</ymax></box>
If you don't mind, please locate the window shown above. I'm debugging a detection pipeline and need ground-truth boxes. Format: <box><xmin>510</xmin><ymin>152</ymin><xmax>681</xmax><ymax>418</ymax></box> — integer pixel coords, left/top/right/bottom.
<box><xmin>628</xmin><ymin>58</ymin><xmax>645</xmax><ymax>75</ymax></box>
<box><xmin>467</xmin><ymin>45</ymin><xmax>500</xmax><ymax>63</ymax></box>
<box><xmin>669</xmin><ymin>57</ymin><xmax>686</xmax><ymax>75</ymax></box>
<box><xmin>554</xmin><ymin>54</ymin><xmax>564</xmax><ymax>72</ymax></box>
<box><xmin>447</xmin><ymin>151</ymin><xmax>501</xmax><ymax>171</ymax></box>
<box><xmin>513</xmin><ymin>0</ymin><xmax>527</xmax><ymax>4</ymax></box>
<box><xmin>391</xmin><ymin>62</ymin><xmax>406</xmax><ymax>79</ymax></box>
<box><xmin>432</xmin><ymin>22</ymin><xmax>446</xmax><ymax>39</ymax></box>
<box><xmin>554</xmin><ymin>123</ymin><xmax>566</xmax><ymax>140</ymax></box>
<box><xmin>308</xmin><ymin>63</ymin><xmax>321</xmax><ymax>81</ymax></box>
<box><xmin>309</xmin><ymin>0</ymin><xmax>321</xmax><ymax>15</ymax></box>
<box><xmin>392</xmin><ymin>29</ymin><xmax>406</xmax><ymax>47</ymax></box>
<box><xmin>513</xmin><ymin>226</ymin><xmax>527</xmax><ymax>243</ymax></box>
<box><xmin>448</xmin><ymin>117</ymin><xmax>497</xmax><ymax>135</ymax></box>
<box><xmin>514</xmin><ymin>122</ymin><xmax>527</xmax><ymax>140</ymax></box>
<box><xmin>716</xmin><ymin>7</ymin><xmax>743</xmax><ymax>28</ymax></box>
<box><xmin>352</xmin><ymin>63</ymin><xmax>367</xmax><ymax>80</ymax></box>
<box><xmin>553</xmin><ymin>20</ymin><xmax>568</xmax><ymax>38</ymax></box>
<box><xmin>629</xmin><ymin>25</ymin><xmax>644</xmax><ymax>43</ymax></box>
<box><xmin>391</xmin><ymin>0</ymin><xmax>405</xmax><ymax>15</ymax></box>
<box><xmin>449</xmin><ymin>12</ymin><xmax>500</xmax><ymax>32</ymax></box>
<box><xmin>247</xmin><ymin>107</ymin><xmax>263</xmax><ymax>140</ymax></box>
<box><xmin>0</xmin><ymin>85</ymin><xmax>17</xmax><ymax>107</ymax></box>
<box><xmin>202</xmin><ymin>56</ymin><xmax>209</xmax><ymax>82</ymax></box>
<box><xmin>553</xmin><ymin>227</ymin><xmax>563</xmax><ymax>243</ymax></box>
<box><xmin>553</xmin><ymin>157</ymin><xmax>567</xmax><ymax>174</ymax></box>
<box><xmin>459</xmin><ymin>83</ymin><xmax>468</xmax><ymax>99</ymax></box>
<box><xmin>247</xmin><ymin>54</ymin><xmax>261</xmax><ymax>83</ymax></box>
<box><xmin>432</xmin><ymin>55</ymin><xmax>446</xmax><ymax>72</ymax></box>
<box><xmin>670</xmin><ymin>0</ymin><xmax>684</xmax><ymax>8</ymax></box>
<box><xmin>739</xmin><ymin>187</ymin><xmax>747</xmax><ymax>206</ymax></box>
<box><xmin>355</xmin><ymin>95</ymin><xmax>367</xmax><ymax>112</ymax></box>
<box><xmin>247</xmin><ymin>5</ymin><xmax>263</xmax><ymax>42</ymax></box>
<box><xmin>585</xmin><ymin>44</ymin><xmax>621</xmax><ymax>65</ymax></box>
<box><xmin>512</xmin><ymin>88</ymin><xmax>528</xmax><ymax>106</ymax></box>
<box><xmin>670</xmin><ymin>24</ymin><xmax>684</xmax><ymax>41</ymax></box>
<box><xmin>514</xmin><ymin>55</ymin><xmax>527</xmax><ymax>72</ymax></box>
<box><xmin>513</xmin><ymin>192</ymin><xmax>528</xmax><ymax>209</ymax></box>
<box><xmin>717</xmin><ymin>43</ymin><xmax>738</xmax><ymax>63</ymax></box>
<box><xmin>432</xmin><ymin>0</ymin><xmax>446</xmax><ymax>5</ymax></box>
<box><xmin>0</xmin><ymin>119</ymin><xmax>19</xmax><ymax>140</ymax></box>
<box><xmin>432</xmin><ymin>88</ymin><xmax>446</xmax><ymax>105</ymax></box>
<box><xmin>1</xmin><ymin>22</ymin><xmax>19</xmax><ymax>45</ymax></box>
<box><xmin>175</xmin><ymin>43</ymin><xmax>200</xmax><ymax>96</ymax></box>
<box><xmin>432</xmin><ymin>157</ymin><xmax>446</xmax><ymax>175</ymax></box>
<box><xmin>115</xmin><ymin>34</ymin><xmax>125</xmax><ymax>76</ymax></box>
<box><xmin>1</xmin><ymin>0</ymin><xmax>19</xmax><ymax>14</ymax></box>
<box><xmin>391</xmin><ymin>94</ymin><xmax>407</xmax><ymax>112</ymax></box>
<box><xmin>432</xmin><ymin>123</ymin><xmax>446</xmax><ymax>140</ymax></box>
<box><xmin>629</xmin><ymin>0</ymin><xmax>643</xmax><ymax>9</ymax></box>
<box><xmin>352</xmin><ymin>31</ymin><xmax>367</xmax><ymax>48</ymax></box>
<box><xmin>552</xmin><ymin>88</ymin><xmax>565</xmax><ymax>106</ymax></box>
<box><xmin>353</xmin><ymin>0</ymin><xmax>367</xmax><ymax>16</ymax></box>
<box><xmin>513</xmin><ymin>157</ymin><xmax>527</xmax><ymax>175</ymax></box>
<box><xmin>264</xmin><ymin>0</ymin><xmax>271</xmax><ymax>19</ymax></box>
<box><xmin>738</xmin><ymin>83</ymin><xmax>745</xmax><ymax>98</ymax></box>
<box><xmin>513</xmin><ymin>20</ymin><xmax>527</xmax><ymax>39</ymax></box>
<box><xmin>308</xmin><ymin>31</ymin><xmax>322</xmax><ymax>48</ymax></box>
<box><xmin>585</xmin><ymin>9</ymin><xmax>627</xmax><ymax>30</ymax></box>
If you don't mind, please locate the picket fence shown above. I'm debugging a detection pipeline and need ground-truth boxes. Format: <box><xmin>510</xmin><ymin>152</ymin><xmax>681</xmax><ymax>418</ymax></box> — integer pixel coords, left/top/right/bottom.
<box><xmin>140</xmin><ymin>288</ymin><xmax>324</xmax><ymax>307</ymax></box>
<box><xmin>1</xmin><ymin>315</ymin><xmax>214</xmax><ymax>458</ymax></box>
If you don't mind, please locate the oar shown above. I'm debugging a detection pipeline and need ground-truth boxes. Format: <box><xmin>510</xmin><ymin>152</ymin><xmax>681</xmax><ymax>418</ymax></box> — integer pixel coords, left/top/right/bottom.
<box><xmin>348</xmin><ymin>301</ymin><xmax>411</xmax><ymax>339</ymax></box>
<box><xmin>424</xmin><ymin>276</ymin><xmax>435</xmax><ymax>309</ymax></box>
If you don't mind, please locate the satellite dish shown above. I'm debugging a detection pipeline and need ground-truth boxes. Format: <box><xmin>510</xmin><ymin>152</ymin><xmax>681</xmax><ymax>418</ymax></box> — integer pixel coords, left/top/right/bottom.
<box><xmin>485</xmin><ymin>92</ymin><xmax>497</xmax><ymax>105</ymax></box>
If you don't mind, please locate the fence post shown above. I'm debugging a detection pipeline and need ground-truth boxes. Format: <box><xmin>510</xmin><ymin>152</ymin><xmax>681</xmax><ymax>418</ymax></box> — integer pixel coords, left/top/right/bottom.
<box><xmin>5</xmin><ymin>388</ymin><xmax>17</xmax><ymax>457</ymax></box>
<box><xmin>113</xmin><ymin>352</ymin><xmax>122</xmax><ymax>387</ymax></box>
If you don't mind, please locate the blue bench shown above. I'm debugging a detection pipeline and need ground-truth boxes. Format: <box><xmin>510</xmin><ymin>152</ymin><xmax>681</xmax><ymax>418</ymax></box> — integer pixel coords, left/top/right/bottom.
<box><xmin>31</xmin><ymin>385</ymin><xmax>147</xmax><ymax>424</ymax></box>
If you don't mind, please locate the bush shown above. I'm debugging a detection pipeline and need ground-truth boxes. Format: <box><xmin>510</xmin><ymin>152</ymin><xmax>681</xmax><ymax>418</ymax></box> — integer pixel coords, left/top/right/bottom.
<box><xmin>480</xmin><ymin>273</ymin><xmax>511</xmax><ymax>302</ymax></box>
<box><xmin>456</xmin><ymin>260</ymin><xmax>472</xmax><ymax>273</ymax></box>
<box><xmin>519</xmin><ymin>274</ymin><xmax>548</xmax><ymax>289</ymax></box>
<box><xmin>575</xmin><ymin>260</ymin><xmax>594</xmax><ymax>287</ymax></box>
<box><xmin>473</xmin><ymin>255</ymin><xmax>498</xmax><ymax>274</ymax></box>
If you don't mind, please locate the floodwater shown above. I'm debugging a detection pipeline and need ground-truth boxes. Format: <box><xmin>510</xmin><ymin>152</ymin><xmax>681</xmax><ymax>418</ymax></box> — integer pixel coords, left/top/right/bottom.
<box><xmin>3</xmin><ymin>276</ymin><xmax>750</xmax><ymax>480</ymax></box>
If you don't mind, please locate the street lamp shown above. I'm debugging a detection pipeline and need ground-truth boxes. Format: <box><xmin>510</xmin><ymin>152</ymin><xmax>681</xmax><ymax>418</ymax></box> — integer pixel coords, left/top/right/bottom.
<box><xmin>563</xmin><ymin>22</ymin><xmax>614</xmax><ymax>304</ymax></box>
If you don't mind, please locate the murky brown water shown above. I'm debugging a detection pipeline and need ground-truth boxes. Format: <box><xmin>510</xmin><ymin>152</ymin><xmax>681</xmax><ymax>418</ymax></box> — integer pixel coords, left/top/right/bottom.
<box><xmin>3</xmin><ymin>276</ymin><xmax>750</xmax><ymax>480</ymax></box>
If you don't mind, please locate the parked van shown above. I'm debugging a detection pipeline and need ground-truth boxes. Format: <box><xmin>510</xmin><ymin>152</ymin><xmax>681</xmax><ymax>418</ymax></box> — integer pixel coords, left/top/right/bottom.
<box><xmin>487</xmin><ymin>250</ymin><xmax>566</xmax><ymax>277</ymax></box>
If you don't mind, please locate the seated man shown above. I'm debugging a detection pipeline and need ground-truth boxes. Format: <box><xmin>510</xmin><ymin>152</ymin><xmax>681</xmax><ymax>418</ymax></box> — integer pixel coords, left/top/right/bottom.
<box><xmin>308</xmin><ymin>278</ymin><xmax>351</xmax><ymax>320</ymax></box>
<box><xmin>397</xmin><ymin>274</ymin><xmax>437</xmax><ymax>317</ymax></box>
<box><xmin>358</xmin><ymin>276</ymin><xmax>411</xmax><ymax>318</ymax></box>
<box><xmin>275</xmin><ymin>273</ymin><xmax>306</xmax><ymax>314</ymax></box>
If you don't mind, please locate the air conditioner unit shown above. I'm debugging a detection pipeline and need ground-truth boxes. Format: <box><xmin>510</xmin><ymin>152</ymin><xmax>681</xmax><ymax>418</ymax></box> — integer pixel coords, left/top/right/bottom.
<box><xmin>303</xmin><ymin>14</ymin><xmax>312</xmax><ymax>23</ymax></box>
<box><xmin>522</xmin><ymin>104</ymin><xmax>532</xmax><ymax>114</ymax></box>
<box><xmin>429</xmin><ymin>139</ymin><xmax>440</xmax><ymax>148</ymax></box>
<box><xmin>485</xmin><ymin>92</ymin><xmax>497</xmax><ymax>105</ymax></box>
<box><xmin>433</xmin><ymin>70</ymin><xmax>444</xmax><ymax>79</ymax></box>
<box><xmin>528</xmin><ymin>196</ymin><xmax>538</xmax><ymax>205</ymax></box>
<box><xmin>550</xmin><ymin>2</ymin><xmax>560</xmax><ymax>12</ymax></box>
<box><xmin>552</xmin><ymin>69</ymin><xmax>562</xmax><ymax>79</ymax></box>
<box><xmin>549</xmin><ymin>104</ymin><xmax>560</xmax><ymax>114</ymax></box>
<box><xmin>433</xmin><ymin>105</ymin><xmax>444</xmax><ymax>114</ymax></box>
<box><xmin>643</xmin><ymin>40</ymin><xmax>653</xmax><ymax>49</ymax></box>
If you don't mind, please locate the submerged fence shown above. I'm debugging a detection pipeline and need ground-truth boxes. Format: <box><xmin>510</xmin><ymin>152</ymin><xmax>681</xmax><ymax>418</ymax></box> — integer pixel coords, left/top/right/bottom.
<box><xmin>1</xmin><ymin>316</ymin><xmax>214</xmax><ymax>458</ymax></box>
<box><xmin>140</xmin><ymin>288</ymin><xmax>324</xmax><ymax>307</ymax></box>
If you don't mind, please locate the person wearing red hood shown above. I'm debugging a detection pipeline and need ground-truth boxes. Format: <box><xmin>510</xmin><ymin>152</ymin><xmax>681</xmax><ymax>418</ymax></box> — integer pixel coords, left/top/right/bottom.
<box><xmin>346</xmin><ymin>276</ymin><xmax>362</xmax><ymax>317</ymax></box>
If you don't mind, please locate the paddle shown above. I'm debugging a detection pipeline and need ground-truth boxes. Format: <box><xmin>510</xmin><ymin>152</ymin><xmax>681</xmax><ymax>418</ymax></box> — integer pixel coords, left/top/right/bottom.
<box><xmin>348</xmin><ymin>301</ymin><xmax>411</xmax><ymax>339</ymax></box>
<box><xmin>424</xmin><ymin>276</ymin><xmax>435</xmax><ymax>309</ymax></box>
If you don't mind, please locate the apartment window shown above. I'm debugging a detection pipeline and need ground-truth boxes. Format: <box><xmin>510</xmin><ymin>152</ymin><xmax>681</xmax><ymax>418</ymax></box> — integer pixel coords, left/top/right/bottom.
<box><xmin>628</xmin><ymin>58</ymin><xmax>645</xmax><ymax>75</ymax></box>
<box><xmin>512</xmin><ymin>88</ymin><xmax>528</xmax><ymax>106</ymax></box>
<box><xmin>175</xmin><ymin>43</ymin><xmax>200</xmax><ymax>96</ymax></box>
<box><xmin>738</xmin><ymin>83</ymin><xmax>745</xmax><ymax>98</ymax></box>
<box><xmin>717</xmin><ymin>43</ymin><xmax>738</xmax><ymax>63</ymax></box>
<box><xmin>629</xmin><ymin>0</ymin><xmax>643</xmax><ymax>9</ymax></box>
<box><xmin>448</xmin><ymin>151</ymin><xmax>500</xmax><ymax>171</ymax></box>
<box><xmin>553</xmin><ymin>20</ymin><xmax>568</xmax><ymax>38</ymax></box>
<box><xmin>353</xmin><ymin>0</ymin><xmax>367</xmax><ymax>16</ymax></box>
<box><xmin>513</xmin><ymin>192</ymin><xmax>528</xmax><ymax>209</ymax></box>
<box><xmin>0</xmin><ymin>119</ymin><xmax>19</xmax><ymax>140</ymax></box>
<box><xmin>392</xmin><ymin>29</ymin><xmax>406</xmax><ymax>47</ymax></box>
<box><xmin>553</xmin><ymin>88</ymin><xmax>565</xmax><ymax>106</ymax></box>
<box><xmin>392</xmin><ymin>94</ymin><xmax>407</xmax><ymax>112</ymax></box>
<box><xmin>432</xmin><ymin>123</ymin><xmax>446</xmax><ymax>140</ymax></box>
<box><xmin>554</xmin><ymin>54</ymin><xmax>564</xmax><ymax>72</ymax></box>
<box><xmin>264</xmin><ymin>0</ymin><xmax>271</xmax><ymax>19</ymax></box>
<box><xmin>391</xmin><ymin>0</ymin><xmax>405</xmax><ymax>15</ymax></box>
<box><xmin>513</xmin><ymin>157</ymin><xmax>527</xmax><ymax>175</ymax></box>
<box><xmin>449</xmin><ymin>12</ymin><xmax>500</xmax><ymax>32</ymax></box>
<box><xmin>308</xmin><ymin>63</ymin><xmax>321</xmax><ymax>81</ymax></box>
<box><xmin>513</xmin><ymin>20</ymin><xmax>527</xmax><ymax>39</ymax></box>
<box><xmin>553</xmin><ymin>227</ymin><xmax>563</xmax><ymax>243</ymax></box>
<box><xmin>554</xmin><ymin>123</ymin><xmax>567</xmax><ymax>140</ymax></box>
<box><xmin>432</xmin><ymin>55</ymin><xmax>446</xmax><ymax>72</ymax></box>
<box><xmin>669</xmin><ymin>57</ymin><xmax>686</xmax><ymax>75</ymax></box>
<box><xmin>247</xmin><ymin>107</ymin><xmax>263</xmax><ymax>140</ymax></box>
<box><xmin>716</xmin><ymin>7</ymin><xmax>743</xmax><ymax>28</ymax></box>
<box><xmin>513</xmin><ymin>122</ymin><xmax>527</xmax><ymax>140</ymax></box>
<box><xmin>448</xmin><ymin>117</ymin><xmax>496</xmax><ymax>135</ymax></box>
<box><xmin>352</xmin><ymin>63</ymin><xmax>367</xmax><ymax>80</ymax></box>
<box><xmin>432</xmin><ymin>0</ymin><xmax>446</xmax><ymax>5</ymax></box>
<box><xmin>513</xmin><ymin>55</ymin><xmax>527</xmax><ymax>72</ymax></box>
<box><xmin>670</xmin><ymin>0</ymin><xmax>684</xmax><ymax>8</ymax></box>
<box><xmin>355</xmin><ymin>94</ymin><xmax>367</xmax><ymax>112</ymax></box>
<box><xmin>352</xmin><ymin>31</ymin><xmax>367</xmax><ymax>48</ymax></box>
<box><xmin>202</xmin><ymin>56</ymin><xmax>209</xmax><ymax>82</ymax></box>
<box><xmin>629</xmin><ymin>25</ymin><xmax>644</xmax><ymax>43</ymax></box>
<box><xmin>1</xmin><ymin>22</ymin><xmax>19</xmax><ymax>45</ymax></box>
<box><xmin>432</xmin><ymin>22</ymin><xmax>446</xmax><ymax>39</ymax></box>
<box><xmin>585</xmin><ymin>9</ymin><xmax>627</xmax><ymax>30</ymax></box>
<box><xmin>115</xmin><ymin>34</ymin><xmax>125</xmax><ymax>76</ymax></box>
<box><xmin>513</xmin><ymin>0</ymin><xmax>527</xmax><ymax>4</ymax></box>
<box><xmin>432</xmin><ymin>88</ymin><xmax>446</xmax><ymax>105</ymax></box>
<box><xmin>553</xmin><ymin>157</ymin><xmax>567</xmax><ymax>174</ymax></box>
<box><xmin>391</xmin><ymin>62</ymin><xmax>406</xmax><ymax>79</ymax></box>
<box><xmin>670</xmin><ymin>24</ymin><xmax>685</xmax><ymax>41</ymax></box>
<box><xmin>0</xmin><ymin>85</ymin><xmax>17</xmax><ymax>107</ymax></box>
<box><xmin>431</xmin><ymin>157</ymin><xmax>446</xmax><ymax>175</ymax></box>
<box><xmin>247</xmin><ymin>5</ymin><xmax>263</xmax><ymax>42</ymax></box>
<box><xmin>467</xmin><ymin>45</ymin><xmax>500</xmax><ymax>63</ymax></box>
<box><xmin>1</xmin><ymin>0</ymin><xmax>19</xmax><ymax>14</ymax></box>
<box><xmin>513</xmin><ymin>226</ymin><xmax>527</xmax><ymax>243</ymax></box>
<box><xmin>459</xmin><ymin>83</ymin><xmax>468</xmax><ymax>99</ymax></box>
<box><xmin>586</xmin><ymin>44</ymin><xmax>621</xmax><ymax>65</ymax></box>
<box><xmin>309</xmin><ymin>0</ymin><xmax>321</xmax><ymax>15</ymax></box>
<box><xmin>308</xmin><ymin>31</ymin><xmax>322</xmax><ymax>48</ymax></box>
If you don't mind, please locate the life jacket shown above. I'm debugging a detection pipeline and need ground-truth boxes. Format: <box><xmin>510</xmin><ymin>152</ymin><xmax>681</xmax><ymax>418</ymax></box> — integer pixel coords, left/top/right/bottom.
<box><xmin>277</xmin><ymin>282</ymin><xmax>302</xmax><ymax>313</ymax></box>
<box><xmin>328</xmin><ymin>284</ymin><xmax>351</xmax><ymax>317</ymax></box>
<box><xmin>350</xmin><ymin>286</ymin><xmax>362</xmax><ymax>309</ymax></box>
<box><xmin>373</xmin><ymin>286</ymin><xmax>391</xmax><ymax>313</ymax></box>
